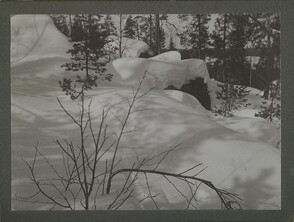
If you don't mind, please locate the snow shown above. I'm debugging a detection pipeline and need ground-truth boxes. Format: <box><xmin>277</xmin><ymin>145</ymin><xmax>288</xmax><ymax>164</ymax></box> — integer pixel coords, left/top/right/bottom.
<box><xmin>215</xmin><ymin>117</ymin><xmax>281</xmax><ymax>149</ymax></box>
<box><xmin>209</xmin><ymin>79</ymin><xmax>281</xmax><ymax>150</ymax></box>
<box><xmin>110</xmin><ymin>56</ymin><xmax>212</xmax><ymax>90</ymax></box>
<box><xmin>11</xmin><ymin>14</ymin><xmax>281</xmax><ymax>210</ymax></box>
<box><xmin>150</xmin><ymin>51</ymin><xmax>181</xmax><ymax>61</ymax></box>
<box><xmin>84</xmin><ymin>88</ymin><xmax>281</xmax><ymax>210</ymax></box>
<box><xmin>11</xmin><ymin>15</ymin><xmax>71</xmax><ymax>66</ymax></box>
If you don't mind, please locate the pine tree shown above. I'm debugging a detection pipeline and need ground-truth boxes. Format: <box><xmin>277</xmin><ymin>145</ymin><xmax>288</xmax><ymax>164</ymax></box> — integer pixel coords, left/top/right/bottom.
<box><xmin>123</xmin><ymin>15</ymin><xmax>137</xmax><ymax>39</ymax></box>
<box><xmin>117</xmin><ymin>14</ymin><xmax>125</xmax><ymax>58</ymax></box>
<box><xmin>50</xmin><ymin>14</ymin><xmax>70</xmax><ymax>37</ymax></box>
<box><xmin>214</xmin><ymin>81</ymin><xmax>251</xmax><ymax>117</ymax></box>
<box><xmin>139</xmin><ymin>15</ymin><xmax>155</xmax><ymax>53</ymax></box>
<box><xmin>209</xmin><ymin>29</ymin><xmax>225</xmax><ymax>80</ymax></box>
<box><xmin>158</xmin><ymin>16</ymin><xmax>166</xmax><ymax>53</ymax></box>
<box><xmin>103</xmin><ymin>15</ymin><xmax>117</xmax><ymax>61</ymax></box>
<box><xmin>227</xmin><ymin>14</ymin><xmax>251</xmax><ymax>85</ymax></box>
<box><xmin>178</xmin><ymin>14</ymin><xmax>211</xmax><ymax>60</ymax></box>
<box><xmin>60</xmin><ymin>14</ymin><xmax>112</xmax><ymax>100</ymax></box>
<box><xmin>209</xmin><ymin>14</ymin><xmax>254</xmax><ymax>117</ymax></box>
<box><xmin>168</xmin><ymin>36</ymin><xmax>176</xmax><ymax>51</ymax></box>
<box><xmin>210</xmin><ymin>14</ymin><xmax>241</xmax><ymax>84</ymax></box>
<box><xmin>255</xmin><ymin>80</ymin><xmax>280</xmax><ymax>122</ymax></box>
<box><xmin>103</xmin><ymin>15</ymin><xmax>116</xmax><ymax>37</ymax></box>
<box><xmin>137</xmin><ymin>14</ymin><xmax>166</xmax><ymax>55</ymax></box>
<box><xmin>249</xmin><ymin>13</ymin><xmax>280</xmax><ymax>99</ymax></box>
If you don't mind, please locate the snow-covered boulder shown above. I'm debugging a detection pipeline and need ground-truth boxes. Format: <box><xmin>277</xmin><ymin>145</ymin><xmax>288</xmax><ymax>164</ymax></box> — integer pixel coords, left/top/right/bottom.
<box><xmin>150</xmin><ymin>51</ymin><xmax>181</xmax><ymax>61</ymax></box>
<box><xmin>111</xmin><ymin>56</ymin><xmax>212</xmax><ymax>90</ymax></box>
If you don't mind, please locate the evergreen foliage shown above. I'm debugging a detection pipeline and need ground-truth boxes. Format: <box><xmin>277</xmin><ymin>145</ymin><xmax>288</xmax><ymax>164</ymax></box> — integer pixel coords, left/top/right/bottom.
<box><xmin>255</xmin><ymin>80</ymin><xmax>281</xmax><ymax>122</ymax></box>
<box><xmin>178</xmin><ymin>14</ymin><xmax>211</xmax><ymax>60</ymax></box>
<box><xmin>51</xmin><ymin>13</ymin><xmax>280</xmax><ymax>114</ymax></box>
<box><xmin>167</xmin><ymin>36</ymin><xmax>177</xmax><ymax>51</ymax></box>
<box><xmin>213</xmin><ymin>82</ymin><xmax>251</xmax><ymax>117</ymax></box>
<box><xmin>50</xmin><ymin>14</ymin><xmax>70</xmax><ymax>37</ymax></box>
<box><xmin>60</xmin><ymin>14</ymin><xmax>112</xmax><ymax>100</ymax></box>
<box><xmin>139</xmin><ymin>14</ymin><xmax>166</xmax><ymax>54</ymax></box>
<box><xmin>123</xmin><ymin>15</ymin><xmax>137</xmax><ymax>39</ymax></box>
<box><xmin>103</xmin><ymin>15</ymin><xmax>118</xmax><ymax>61</ymax></box>
<box><xmin>249</xmin><ymin>13</ymin><xmax>280</xmax><ymax>98</ymax></box>
<box><xmin>227</xmin><ymin>14</ymin><xmax>251</xmax><ymax>85</ymax></box>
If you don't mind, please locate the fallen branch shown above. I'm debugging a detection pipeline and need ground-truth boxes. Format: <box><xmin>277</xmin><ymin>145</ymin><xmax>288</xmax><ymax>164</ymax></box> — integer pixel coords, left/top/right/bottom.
<box><xmin>108</xmin><ymin>167</ymin><xmax>243</xmax><ymax>210</ymax></box>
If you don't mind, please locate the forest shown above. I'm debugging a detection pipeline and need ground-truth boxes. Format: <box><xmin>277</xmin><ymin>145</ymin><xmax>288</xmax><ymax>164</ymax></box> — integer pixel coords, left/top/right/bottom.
<box><xmin>51</xmin><ymin>13</ymin><xmax>280</xmax><ymax>119</ymax></box>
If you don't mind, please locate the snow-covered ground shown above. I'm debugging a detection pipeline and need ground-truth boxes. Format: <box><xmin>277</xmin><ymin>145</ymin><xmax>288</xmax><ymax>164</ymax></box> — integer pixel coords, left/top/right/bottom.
<box><xmin>11</xmin><ymin>14</ymin><xmax>281</xmax><ymax>210</ymax></box>
<box><xmin>208</xmin><ymin>80</ymin><xmax>281</xmax><ymax>150</ymax></box>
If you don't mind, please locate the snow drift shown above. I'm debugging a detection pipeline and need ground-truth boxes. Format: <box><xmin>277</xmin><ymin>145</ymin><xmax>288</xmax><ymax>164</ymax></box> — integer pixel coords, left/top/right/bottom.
<box><xmin>89</xmin><ymin>88</ymin><xmax>281</xmax><ymax>210</ymax></box>
<box><xmin>110</xmin><ymin>55</ymin><xmax>211</xmax><ymax>90</ymax></box>
<box><xmin>11</xmin><ymin>14</ymin><xmax>281</xmax><ymax>210</ymax></box>
<box><xmin>11</xmin><ymin>15</ymin><xmax>71</xmax><ymax>65</ymax></box>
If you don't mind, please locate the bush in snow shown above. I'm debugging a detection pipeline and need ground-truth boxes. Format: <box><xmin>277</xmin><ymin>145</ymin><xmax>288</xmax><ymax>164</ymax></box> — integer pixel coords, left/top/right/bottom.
<box><xmin>213</xmin><ymin>81</ymin><xmax>251</xmax><ymax>117</ymax></box>
<box><xmin>255</xmin><ymin>80</ymin><xmax>281</xmax><ymax>122</ymax></box>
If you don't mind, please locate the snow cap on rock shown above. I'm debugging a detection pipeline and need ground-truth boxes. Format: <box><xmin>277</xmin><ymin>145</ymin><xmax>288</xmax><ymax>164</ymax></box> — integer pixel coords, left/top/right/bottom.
<box><xmin>111</xmin><ymin>53</ymin><xmax>212</xmax><ymax>90</ymax></box>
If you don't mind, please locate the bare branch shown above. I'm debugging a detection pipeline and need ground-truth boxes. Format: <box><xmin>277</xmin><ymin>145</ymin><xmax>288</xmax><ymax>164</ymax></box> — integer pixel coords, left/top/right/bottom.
<box><xmin>109</xmin><ymin>168</ymin><xmax>243</xmax><ymax>210</ymax></box>
<box><xmin>57</xmin><ymin>98</ymin><xmax>80</xmax><ymax>126</ymax></box>
<box><xmin>144</xmin><ymin>173</ymin><xmax>159</xmax><ymax>209</ymax></box>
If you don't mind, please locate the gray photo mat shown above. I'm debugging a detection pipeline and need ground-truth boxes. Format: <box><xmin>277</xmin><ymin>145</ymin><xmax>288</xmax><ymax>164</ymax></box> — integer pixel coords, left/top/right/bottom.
<box><xmin>1</xmin><ymin>1</ymin><xmax>293</xmax><ymax>221</ymax></box>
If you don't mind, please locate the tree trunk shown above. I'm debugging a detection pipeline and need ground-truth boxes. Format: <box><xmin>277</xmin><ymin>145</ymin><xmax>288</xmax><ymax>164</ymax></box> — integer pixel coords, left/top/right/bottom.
<box><xmin>119</xmin><ymin>14</ymin><xmax>123</xmax><ymax>58</ymax></box>
<box><xmin>197</xmin><ymin>14</ymin><xmax>202</xmax><ymax>59</ymax></box>
<box><xmin>85</xmin><ymin>15</ymin><xmax>90</xmax><ymax>77</ymax></box>
<box><xmin>223</xmin><ymin>14</ymin><xmax>227</xmax><ymax>83</ymax></box>
<box><xmin>149</xmin><ymin>15</ymin><xmax>153</xmax><ymax>51</ymax></box>
<box><xmin>155</xmin><ymin>14</ymin><xmax>161</xmax><ymax>55</ymax></box>
<box><xmin>263</xmin><ymin>30</ymin><xmax>274</xmax><ymax>99</ymax></box>
<box><xmin>68</xmin><ymin>14</ymin><xmax>72</xmax><ymax>38</ymax></box>
<box><xmin>136</xmin><ymin>22</ymin><xmax>140</xmax><ymax>40</ymax></box>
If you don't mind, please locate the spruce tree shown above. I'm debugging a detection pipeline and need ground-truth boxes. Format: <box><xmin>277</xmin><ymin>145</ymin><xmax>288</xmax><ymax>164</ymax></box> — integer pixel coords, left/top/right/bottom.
<box><xmin>255</xmin><ymin>80</ymin><xmax>280</xmax><ymax>122</ymax></box>
<box><xmin>210</xmin><ymin>29</ymin><xmax>225</xmax><ymax>80</ymax></box>
<box><xmin>123</xmin><ymin>15</ymin><xmax>137</xmax><ymax>39</ymax></box>
<box><xmin>137</xmin><ymin>14</ymin><xmax>166</xmax><ymax>55</ymax></box>
<box><xmin>214</xmin><ymin>81</ymin><xmax>251</xmax><ymax>117</ymax></box>
<box><xmin>209</xmin><ymin>14</ymin><xmax>253</xmax><ymax>117</ymax></box>
<box><xmin>168</xmin><ymin>36</ymin><xmax>176</xmax><ymax>51</ymax></box>
<box><xmin>227</xmin><ymin>14</ymin><xmax>251</xmax><ymax>85</ymax></box>
<box><xmin>50</xmin><ymin>14</ymin><xmax>70</xmax><ymax>37</ymax></box>
<box><xmin>103</xmin><ymin>15</ymin><xmax>117</xmax><ymax>61</ymax></box>
<box><xmin>249</xmin><ymin>13</ymin><xmax>280</xmax><ymax>99</ymax></box>
<box><xmin>178</xmin><ymin>14</ymin><xmax>211</xmax><ymax>60</ymax></box>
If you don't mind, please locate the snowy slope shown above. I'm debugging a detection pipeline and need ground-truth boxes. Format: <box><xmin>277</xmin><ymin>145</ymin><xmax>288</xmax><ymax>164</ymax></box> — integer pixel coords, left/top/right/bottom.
<box><xmin>11</xmin><ymin>15</ymin><xmax>71</xmax><ymax>65</ymax></box>
<box><xmin>85</xmin><ymin>88</ymin><xmax>281</xmax><ymax>210</ymax></box>
<box><xmin>11</xmin><ymin>14</ymin><xmax>281</xmax><ymax>210</ymax></box>
<box><xmin>209</xmin><ymin>79</ymin><xmax>281</xmax><ymax>149</ymax></box>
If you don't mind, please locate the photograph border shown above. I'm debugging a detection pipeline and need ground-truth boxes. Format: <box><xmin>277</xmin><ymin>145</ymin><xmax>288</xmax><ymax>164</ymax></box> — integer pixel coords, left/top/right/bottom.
<box><xmin>1</xmin><ymin>1</ymin><xmax>294</xmax><ymax>221</ymax></box>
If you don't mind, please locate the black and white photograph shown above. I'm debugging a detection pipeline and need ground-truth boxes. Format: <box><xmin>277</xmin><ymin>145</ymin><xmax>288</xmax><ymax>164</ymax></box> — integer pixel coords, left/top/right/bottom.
<box><xmin>11</xmin><ymin>13</ymin><xmax>281</xmax><ymax>211</ymax></box>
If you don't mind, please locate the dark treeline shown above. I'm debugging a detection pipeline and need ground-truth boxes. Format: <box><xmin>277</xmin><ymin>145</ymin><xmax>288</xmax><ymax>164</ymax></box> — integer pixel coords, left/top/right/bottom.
<box><xmin>51</xmin><ymin>13</ymin><xmax>280</xmax><ymax>98</ymax></box>
<box><xmin>177</xmin><ymin>13</ymin><xmax>280</xmax><ymax>98</ymax></box>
